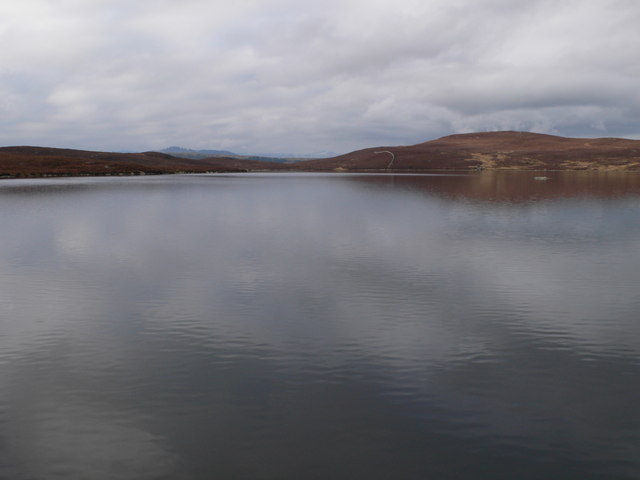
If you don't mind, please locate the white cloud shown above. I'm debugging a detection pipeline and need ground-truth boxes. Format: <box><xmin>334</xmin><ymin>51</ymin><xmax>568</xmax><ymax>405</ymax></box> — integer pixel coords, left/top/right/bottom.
<box><xmin>1</xmin><ymin>0</ymin><xmax>640</xmax><ymax>153</ymax></box>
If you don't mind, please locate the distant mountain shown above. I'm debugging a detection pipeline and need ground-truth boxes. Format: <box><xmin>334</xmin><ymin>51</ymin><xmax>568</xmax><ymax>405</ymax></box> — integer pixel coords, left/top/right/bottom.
<box><xmin>252</xmin><ymin>151</ymin><xmax>340</xmax><ymax>159</ymax></box>
<box><xmin>295</xmin><ymin>131</ymin><xmax>640</xmax><ymax>171</ymax></box>
<box><xmin>157</xmin><ymin>146</ymin><xmax>301</xmax><ymax>163</ymax></box>
<box><xmin>160</xmin><ymin>146</ymin><xmax>238</xmax><ymax>157</ymax></box>
<box><xmin>158</xmin><ymin>146</ymin><xmax>341</xmax><ymax>162</ymax></box>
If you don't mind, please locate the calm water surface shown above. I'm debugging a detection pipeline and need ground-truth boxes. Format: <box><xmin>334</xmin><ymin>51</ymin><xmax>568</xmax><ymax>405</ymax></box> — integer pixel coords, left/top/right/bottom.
<box><xmin>1</xmin><ymin>172</ymin><xmax>639</xmax><ymax>479</ymax></box>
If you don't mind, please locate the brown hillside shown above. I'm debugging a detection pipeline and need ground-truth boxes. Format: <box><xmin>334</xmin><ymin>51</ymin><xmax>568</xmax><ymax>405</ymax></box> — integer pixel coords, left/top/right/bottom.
<box><xmin>4</xmin><ymin>132</ymin><xmax>640</xmax><ymax>178</ymax></box>
<box><xmin>297</xmin><ymin>131</ymin><xmax>640</xmax><ymax>171</ymax></box>
<box><xmin>0</xmin><ymin>146</ymin><xmax>290</xmax><ymax>178</ymax></box>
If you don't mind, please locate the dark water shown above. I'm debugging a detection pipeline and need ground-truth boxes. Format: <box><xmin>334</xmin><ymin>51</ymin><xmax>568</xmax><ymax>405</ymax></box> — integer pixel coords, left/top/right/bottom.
<box><xmin>1</xmin><ymin>172</ymin><xmax>639</xmax><ymax>480</ymax></box>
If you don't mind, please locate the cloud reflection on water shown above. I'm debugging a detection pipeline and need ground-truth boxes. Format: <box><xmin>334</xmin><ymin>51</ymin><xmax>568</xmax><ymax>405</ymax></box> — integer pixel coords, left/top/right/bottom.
<box><xmin>1</xmin><ymin>173</ymin><xmax>640</xmax><ymax>479</ymax></box>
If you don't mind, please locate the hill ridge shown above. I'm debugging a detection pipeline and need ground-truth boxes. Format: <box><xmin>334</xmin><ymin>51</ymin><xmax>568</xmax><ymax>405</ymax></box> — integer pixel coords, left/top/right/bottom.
<box><xmin>3</xmin><ymin>131</ymin><xmax>640</xmax><ymax>177</ymax></box>
<box><xmin>0</xmin><ymin>145</ymin><xmax>290</xmax><ymax>177</ymax></box>
<box><xmin>296</xmin><ymin>131</ymin><xmax>640</xmax><ymax>171</ymax></box>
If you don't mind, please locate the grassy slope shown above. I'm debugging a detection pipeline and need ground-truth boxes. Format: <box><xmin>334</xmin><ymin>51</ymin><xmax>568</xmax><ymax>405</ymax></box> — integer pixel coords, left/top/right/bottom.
<box><xmin>0</xmin><ymin>147</ymin><xmax>291</xmax><ymax>177</ymax></box>
<box><xmin>3</xmin><ymin>132</ymin><xmax>640</xmax><ymax>177</ymax></box>
<box><xmin>295</xmin><ymin>131</ymin><xmax>640</xmax><ymax>171</ymax></box>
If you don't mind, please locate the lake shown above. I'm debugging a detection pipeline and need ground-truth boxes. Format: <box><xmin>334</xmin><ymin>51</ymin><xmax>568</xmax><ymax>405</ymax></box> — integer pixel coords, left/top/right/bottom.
<box><xmin>1</xmin><ymin>171</ymin><xmax>639</xmax><ymax>479</ymax></box>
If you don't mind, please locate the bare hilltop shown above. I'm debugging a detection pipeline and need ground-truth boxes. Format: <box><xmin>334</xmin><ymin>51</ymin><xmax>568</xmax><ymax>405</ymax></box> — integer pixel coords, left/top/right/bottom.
<box><xmin>298</xmin><ymin>131</ymin><xmax>640</xmax><ymax>172</ymax></box>
<box><xmin>2</xmin><ymin>131</ymin><xmax>640</xmax><ymax>178</ymax></box>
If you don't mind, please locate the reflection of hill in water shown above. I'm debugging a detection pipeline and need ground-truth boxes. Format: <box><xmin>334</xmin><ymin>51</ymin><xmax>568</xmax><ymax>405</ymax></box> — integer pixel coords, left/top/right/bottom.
<box><xmin>344</xmin><ymin>172</ymin><xmax>640</xmax><ymax>202</ymax></box>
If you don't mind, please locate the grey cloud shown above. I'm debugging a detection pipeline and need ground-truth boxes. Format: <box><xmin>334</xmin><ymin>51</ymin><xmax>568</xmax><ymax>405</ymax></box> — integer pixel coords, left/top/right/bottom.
<box><xmin>1</xmin><ymin>0</ymin><xmax>639</xmax><ymax>153</ymax></box>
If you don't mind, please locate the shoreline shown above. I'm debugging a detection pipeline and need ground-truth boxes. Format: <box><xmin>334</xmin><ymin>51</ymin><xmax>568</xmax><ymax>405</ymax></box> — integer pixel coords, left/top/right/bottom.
<box><xmin>2</xmin><ymin>167</ymin><xmax>640</xmax><ymax>181</ymax></box>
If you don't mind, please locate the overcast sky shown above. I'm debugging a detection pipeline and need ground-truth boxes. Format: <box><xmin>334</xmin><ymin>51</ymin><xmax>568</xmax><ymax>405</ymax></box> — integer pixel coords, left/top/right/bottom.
<box><xmin>1</xmin><ymin>0</ymin><xmax>639</xmax><ymax>154</ymax></box>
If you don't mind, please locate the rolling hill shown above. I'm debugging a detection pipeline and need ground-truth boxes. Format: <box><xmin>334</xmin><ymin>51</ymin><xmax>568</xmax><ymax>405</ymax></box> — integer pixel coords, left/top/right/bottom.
<box><xmin>295</xmin><ymin>131</ymin><xmax>640</xmax><ymax>171</ymax></box>
<box><xmin>0</xmin><ymin>146</ymin><xmax>290</xmax><ymax>177</ymax></box>
<box><xmin>3</xmin><ymin>131</ymin><xmax>640</xmax><ymax>178</ymax></box>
